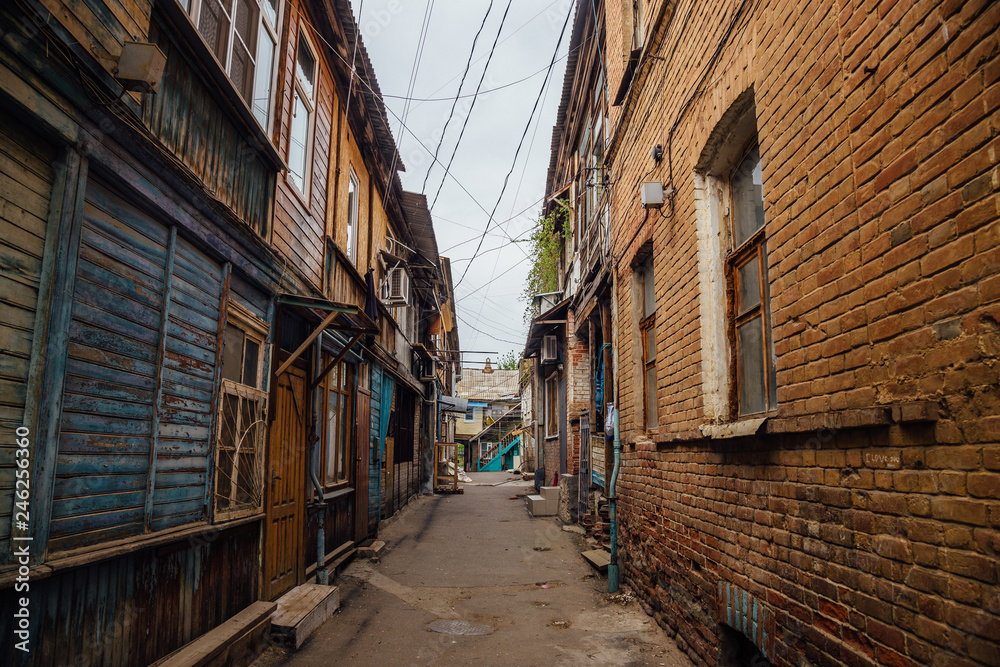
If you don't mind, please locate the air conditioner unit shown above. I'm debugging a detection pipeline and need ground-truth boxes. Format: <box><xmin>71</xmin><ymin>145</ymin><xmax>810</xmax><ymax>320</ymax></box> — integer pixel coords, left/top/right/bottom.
<box><xmin>382</xmin><ymin>266</ymin><xmax>409</xmax><ymax>305</ymax></box>
<box><xmin>541</xmin><ymin>335</ymin><xmax>558</xmax><ymax>363</ymax></box>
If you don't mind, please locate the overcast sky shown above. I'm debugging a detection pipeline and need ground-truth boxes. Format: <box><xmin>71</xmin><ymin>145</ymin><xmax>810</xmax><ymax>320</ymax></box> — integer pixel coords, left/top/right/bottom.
<box><xmin>353</xmin><ymin>0</ymin><xmax>573</xmax><ymax>369</ymax></box>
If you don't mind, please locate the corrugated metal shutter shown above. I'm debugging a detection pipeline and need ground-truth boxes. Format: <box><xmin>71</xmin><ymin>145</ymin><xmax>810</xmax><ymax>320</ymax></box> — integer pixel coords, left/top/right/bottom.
<box><xmin>0</xmin><ymin>112</ymin><xmax>55</xmax><ymax>555</ymax></box>
<box><xmin>50</xmin><ymin>180</ymin><xmax>223</xmax><ymax>551</ymax></box>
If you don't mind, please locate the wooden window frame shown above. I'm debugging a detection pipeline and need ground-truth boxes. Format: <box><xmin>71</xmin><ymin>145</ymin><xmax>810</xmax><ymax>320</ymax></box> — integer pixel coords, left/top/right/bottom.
<box><xmin>346</xmin><ymin>166</ymin><xmax>360</xmax><ymax>264</ymax></box>
<box><xmin>639</xmin><ymin>260</ymin><xmax>656</xmax><ymax>431</ymax></box>
<box><xmin>184</xmin><ymin>0</ymin><xmax>282</xmax><ymax>131</ymax></box>
<box><xmin>321</xmin><ymin>358</ymin><xmax>354</xmax><ymax>488</ymax></box>
<box><xmin>545</xmin><ymin>372</ymin><xmax>559</xmax><ymax>438</ymax></box>
<box><xmin>726</xmin><ymin>143</ymin><xmax>776</xmax><ymax>417</ymax></box>
<box><xmin>321</xmin><ymin>358</ymin><xmax>353</xmax><ymax>488</ymax></box>
<box><xmin>214</xmin><ymin>303</ymin><xmax>269</xmax><ymax>521</ymax></box>
<box><xmin>288</xmin><ymin>28</ymin><xmax>318</xmax><ymax>197</ymax></box>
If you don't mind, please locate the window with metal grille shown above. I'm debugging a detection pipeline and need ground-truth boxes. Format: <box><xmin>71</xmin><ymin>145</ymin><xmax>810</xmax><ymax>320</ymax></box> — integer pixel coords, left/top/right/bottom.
<box><xmin>215</xmin><ymin>308</ymin><xmax>268</xmax><ymax>519</ymax></box>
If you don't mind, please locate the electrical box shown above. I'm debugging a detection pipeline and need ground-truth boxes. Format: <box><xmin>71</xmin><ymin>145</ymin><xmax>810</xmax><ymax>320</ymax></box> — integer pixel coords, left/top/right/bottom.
<box><xmin>641</xmin><ymin>181</ymin><xmax>664</xmax><ymax>208</ymax></box>
<box><xmin>115</xmin><ymin>42</ymin><xmax>167</xmax><ymax>94</ymax></box>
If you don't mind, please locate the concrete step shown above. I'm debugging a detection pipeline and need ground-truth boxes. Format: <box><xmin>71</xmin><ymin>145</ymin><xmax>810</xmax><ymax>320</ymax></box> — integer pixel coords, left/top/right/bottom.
<box><xmin>271</xmin><ymin>583</ymin><xmax>340</xmax><ymax>648</ymax></box>
<box><xmin>581</xmin><ymin>549</ymin><xmax>611</xmax><ymax>573</ymax></box>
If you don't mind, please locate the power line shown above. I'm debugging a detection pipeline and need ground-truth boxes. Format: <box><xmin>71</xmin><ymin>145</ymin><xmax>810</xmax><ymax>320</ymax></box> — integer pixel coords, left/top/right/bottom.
<box><xmin>427</xmin><ymin>0</ymin><xmax>515</xmax><ymax>212</ymax></box>
<box><xmin>454</xmin><ymin>2</ymin><xmax>573</xmax><ymax>290</ymax></box>
<box><xmin>421</xmin><ymin>0</ymin><xmax>494</xmax><ymax>193</ymax></box>
<box><xmin>456</xmin><ymin>312</ymin><xmax>526</xmax><ymax>346</ymax></box>
<box><xmin>306</xmin><ymin>13</ymin><xmax>532</xmax><ymax>262</ymax></box>
<box><xmin>404</xmin><ymin>0</ymin><xmax>563</xmax><ymax>116</ymax></box>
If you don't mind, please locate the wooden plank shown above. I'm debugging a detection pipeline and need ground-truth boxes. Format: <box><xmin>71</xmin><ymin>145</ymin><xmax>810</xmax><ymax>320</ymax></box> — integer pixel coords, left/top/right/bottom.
<box><xmin>66</xmin><ymin>341</ymin><xmax>157</xmax><ymax>378</ymax></box>
<box><xmin>69</xmin><ymin>319</ymin><xmax>157</xmax><ymax>362</ymax></box>
<box><xmin>275</xmin><ymin>309</ymin><xmax>339</xmax><ymax>377</ymax></box>
<box><xmin>53</xmin><ymin>472</ymin><xmax>148</xmax><ymax>498</ymax></box>
<box><xmin>149</xmin><ymin>601</ymin><xmax>276</xmax><ymax>667</ymax></box>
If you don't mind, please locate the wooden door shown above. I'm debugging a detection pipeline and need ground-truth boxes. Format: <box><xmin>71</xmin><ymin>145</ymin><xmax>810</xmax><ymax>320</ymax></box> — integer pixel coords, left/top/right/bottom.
<box><xmin>354</xmin><ymin>390</ymin><xmax>371</xmax><ymax>542</ymax></box>
<box><xmin>264</xmin><ymin>366</ymin><xmax>306</xmax><ymax>600</ymax></box>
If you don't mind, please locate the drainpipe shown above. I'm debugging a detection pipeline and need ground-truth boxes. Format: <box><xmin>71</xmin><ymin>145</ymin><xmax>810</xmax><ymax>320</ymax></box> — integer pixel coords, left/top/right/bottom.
<box><xmin>608</xmin><ymin>404</ymin><xmax>621</xmax><ymax>593</ymax></box>
<box><xmin>311</xmin><ymin>339</ymin><xmax>329</xmax><ymax>585</ymax></box>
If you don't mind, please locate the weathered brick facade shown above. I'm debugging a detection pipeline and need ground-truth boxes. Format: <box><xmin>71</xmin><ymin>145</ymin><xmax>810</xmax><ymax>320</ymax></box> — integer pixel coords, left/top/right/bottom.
<box><xmin>576</xmin><ymin>0</ymin><xmax>1000</xmax><ymax>664</ymax></box>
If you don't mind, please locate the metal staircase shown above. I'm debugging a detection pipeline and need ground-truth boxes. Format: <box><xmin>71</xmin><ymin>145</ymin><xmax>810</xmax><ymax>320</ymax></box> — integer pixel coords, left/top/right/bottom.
<box><xmin>478</xmin><ymin>430</ymin><xmax>522</xmax><ymax>471</ymax></box>
<box><xmin>470</xmin><ymin>405</ymin><xmax>522</xmax><ymax>471</ymax></box>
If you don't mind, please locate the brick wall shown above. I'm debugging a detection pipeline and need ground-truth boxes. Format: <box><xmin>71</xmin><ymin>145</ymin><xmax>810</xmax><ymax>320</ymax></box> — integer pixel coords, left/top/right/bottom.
<box><xmin>595</xmin><ymin>0</ymin><xmax>1000</xmax><ymax>664</ymax></box>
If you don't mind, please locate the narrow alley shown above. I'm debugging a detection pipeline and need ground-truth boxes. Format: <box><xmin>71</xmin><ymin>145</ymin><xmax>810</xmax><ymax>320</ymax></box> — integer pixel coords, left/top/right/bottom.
<box><xmin>255</xmin><ymin>472</ymin><xmax>693</xmax><ymax>667</ymax></box>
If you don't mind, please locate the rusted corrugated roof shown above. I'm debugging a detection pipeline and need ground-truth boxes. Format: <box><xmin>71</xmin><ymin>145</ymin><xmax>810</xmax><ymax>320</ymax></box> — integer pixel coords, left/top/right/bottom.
<box><xmin>333</xmin><ymin>0</ymin><xmax>405</xmax><ymax>176</ymax></box>
<box><xmin>454</xmin><ymin>368</ymin><xmax>520</xmax><ymax>401</ymax></box>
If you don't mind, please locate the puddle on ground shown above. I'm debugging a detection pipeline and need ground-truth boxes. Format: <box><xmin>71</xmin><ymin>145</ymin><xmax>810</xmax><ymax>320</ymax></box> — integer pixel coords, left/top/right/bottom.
<box><xmin>428</xmin><ymin>619</ymin><xmax>494</xmax><ymax>636</ymax></box>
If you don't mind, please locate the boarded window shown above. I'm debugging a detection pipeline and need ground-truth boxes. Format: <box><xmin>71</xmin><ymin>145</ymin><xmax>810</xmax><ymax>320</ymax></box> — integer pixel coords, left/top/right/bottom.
<box><xmin>50</xmin><ymin>180</ymin><xmax>226</xmax><ymax>552</ymax></box>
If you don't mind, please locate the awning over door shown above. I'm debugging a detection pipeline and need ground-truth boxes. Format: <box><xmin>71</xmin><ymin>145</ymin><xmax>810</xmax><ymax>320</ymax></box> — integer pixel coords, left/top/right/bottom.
<box><xmin>275</xmin><ymin>294</ymin><xmax>379</xmax><ymax>387</ymax></box>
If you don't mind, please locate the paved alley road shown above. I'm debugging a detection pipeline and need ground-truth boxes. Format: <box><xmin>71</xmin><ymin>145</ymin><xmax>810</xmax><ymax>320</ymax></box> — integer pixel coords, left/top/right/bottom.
<box><xmin>255</xmin><ymin>472</ymin><xmax>693</xmax><ymax>667</ymax></box>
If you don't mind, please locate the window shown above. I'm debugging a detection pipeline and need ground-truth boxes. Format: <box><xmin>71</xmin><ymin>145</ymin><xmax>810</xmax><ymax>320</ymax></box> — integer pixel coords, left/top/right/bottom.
<box><xmin>347</xmin><ymin>167</ymin><xmax>360</xmax><ymax>263</ymax></box>
<box><xmin>545</xmin><ymin>373</ymin><xmax>559</xmax><ymax>438</ymax></box>
<box><xmin>632</xmin><ymin>0</ymin><xmax>646</xmax><ymax>49</ymax></box>
<box><xmin>728</xmin><ymin>145</ymin><xmax>776</xmax><ymax>415</ymax></box>
<box><xmin>187</xmin><ymin>0</ymin><xmax>279</xmax><ymax>130</ymax></box>
<box><xmin>639</xmin><ymin>261</ymin><xmax>656</xmax><ymax>430</ymax></box>
<box><xmin>289</xmin><ymin>32</ymin><xmax>317</xmax><ymax>194</ymax></box>
<box><xmin>322</xmin><ymin>359</ymin><xmax>353</xmax><ymax>486</ymax></box>
<box><xmin>464</xmin><ymin>405</ymin><xmax>476</xmax><ymax>423</ymax></box>
<box><xmin>215</xmin><ymin>307</ymin><xmax>268</xmax><ymax>519</ymax></box>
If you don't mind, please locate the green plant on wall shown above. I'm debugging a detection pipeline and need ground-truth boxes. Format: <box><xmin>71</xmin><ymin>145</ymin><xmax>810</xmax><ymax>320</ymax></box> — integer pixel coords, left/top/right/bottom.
<box><xmin>521</xmin><ymin>201</ymin><xmax>569</xmax><ymax>322</ymax></box>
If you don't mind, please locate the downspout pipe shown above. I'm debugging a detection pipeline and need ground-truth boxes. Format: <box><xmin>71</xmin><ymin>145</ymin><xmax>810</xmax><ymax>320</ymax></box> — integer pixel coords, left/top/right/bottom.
<box><xmin>608</xmin><ymin>404</ymin><xmax>621</xmax><ymax>593</ymax></box>
<box><xmin>310</xmin><ymin>339</ymin><xmax>329</xmax><ymax>585</ymax></box>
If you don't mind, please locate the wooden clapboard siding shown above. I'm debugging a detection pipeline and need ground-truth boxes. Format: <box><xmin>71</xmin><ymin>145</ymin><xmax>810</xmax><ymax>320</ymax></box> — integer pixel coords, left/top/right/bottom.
<box><xmin>49</xmin><ymin>179</ymin><xmax>225</xmax><ymax>553</ymax></box>
<box><xmin>0</xmin><ymin>111</ymin><xmax>55</xmax><ymax>547</ymax></box>
<box><xmin>0</xmin><ymin>520</ymin><xmax>259</xmax><ymax>666</ymax></box>
<box><xmin>38</xmin><ymin>0</ymin><xmax>151</xmax><ymax>68</ymax></box>
<box><xmin>142</xmin><ymin>21</ymin><xmax>274</xmax><ymax>239</ymax></box>
<box><xmin>270</xmin><ymin>4</ymin><xmax>337</xmax><ymax>291</ymax></box>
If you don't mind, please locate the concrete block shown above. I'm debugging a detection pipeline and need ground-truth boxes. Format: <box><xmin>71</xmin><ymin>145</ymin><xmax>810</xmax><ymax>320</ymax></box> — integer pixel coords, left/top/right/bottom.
<box><xmin>527</xmin><ymin>494</ymin><xmax>555</xmax><ymax>517</ymax></box>
<box><xmin>540</xmin><ymin>486</ymin><xmax>560</xmax><ymax>501</ymax></box>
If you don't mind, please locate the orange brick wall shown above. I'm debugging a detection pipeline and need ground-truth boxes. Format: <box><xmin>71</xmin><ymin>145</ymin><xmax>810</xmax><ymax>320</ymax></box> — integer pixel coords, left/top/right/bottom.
<box><xmin>591</xmin><ymin>0</ymin><xmax>1000</xmax><ymax>664</ymax></box>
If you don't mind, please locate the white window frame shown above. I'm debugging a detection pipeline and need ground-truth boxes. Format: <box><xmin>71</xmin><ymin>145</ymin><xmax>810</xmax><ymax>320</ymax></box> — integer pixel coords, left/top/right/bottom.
<box><xmin>288</xmin><ymin>29</ymin><xmax>318</xmax><ymax>196</ymax></box>
<box><xmin>464</xmin><ymin>405</ymin><xmax>476</xmax><ymax>423</ymax></box>
<box><xmin>347</xmin><ymin>166</ymin><xmax>360</xmax><ymax>263</ymax></box>
<box><xmin>183</xmin><ymin>0</ymin><xmax>281</xmax><ymax>133</ymax></box>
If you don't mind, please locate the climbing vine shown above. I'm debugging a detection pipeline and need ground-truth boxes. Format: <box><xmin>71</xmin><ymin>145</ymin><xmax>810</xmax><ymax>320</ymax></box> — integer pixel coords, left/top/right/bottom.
<box><xmin>521</xmin><ymin>202</ymin><xmax>569</xmax><ymax>323</ymax></box>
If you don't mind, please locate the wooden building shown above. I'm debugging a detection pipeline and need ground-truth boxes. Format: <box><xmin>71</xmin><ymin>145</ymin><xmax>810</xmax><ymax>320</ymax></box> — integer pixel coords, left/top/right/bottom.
<box><xmin>0</xmin><ymin>0</ymin><xmax>456</xmax><ymax>662</ymax></box>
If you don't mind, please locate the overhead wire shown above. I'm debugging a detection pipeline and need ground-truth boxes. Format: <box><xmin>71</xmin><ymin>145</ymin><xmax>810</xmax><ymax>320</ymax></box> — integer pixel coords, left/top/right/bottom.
<box><xmin>427</xmin><ymin>0</ymin><xmax>515</xmax><ymax>212</ymax></box>
<box><xmin>420</xmin><ymin>0</ymin><xmax>494</xmax><ymax>193</ymax></box>
<box><xmin>453</xmin><ymin>1</ymin><xmax>574</xmax><ymax>289</ymax></box>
